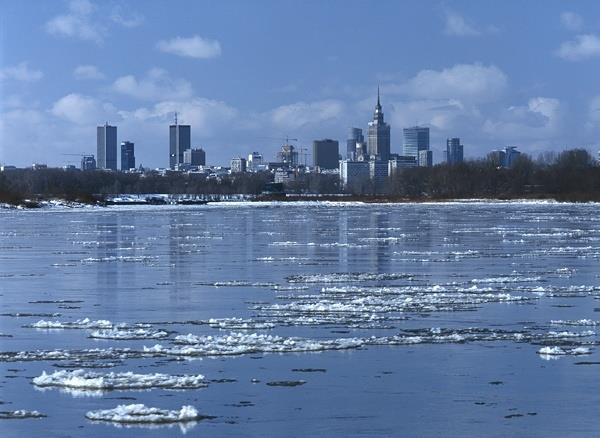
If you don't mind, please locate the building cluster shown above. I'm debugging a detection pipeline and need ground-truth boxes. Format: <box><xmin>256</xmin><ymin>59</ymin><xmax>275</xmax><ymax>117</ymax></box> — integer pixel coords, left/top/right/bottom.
<box><xmin>341</xmin><ymin>89</ymin><xmax>459</xmax><ymax>192</ymax></box>
<box><xmin>2</xmin><ymin>91</ymin><xmax>534</xmax><ymax>185</ymax></box>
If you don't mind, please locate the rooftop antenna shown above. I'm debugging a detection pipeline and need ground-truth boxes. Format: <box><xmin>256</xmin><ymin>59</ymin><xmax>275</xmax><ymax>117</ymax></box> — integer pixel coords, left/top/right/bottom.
<box><xmin>174</xmin><ymin>112</ymin><xmax>178</xmax><ymax>125</ymax></box>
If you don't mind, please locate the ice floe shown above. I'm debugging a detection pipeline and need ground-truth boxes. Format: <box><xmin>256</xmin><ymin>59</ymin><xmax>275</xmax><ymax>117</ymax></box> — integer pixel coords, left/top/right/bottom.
<box><xmin>89</xmin><ymin>328</ymin><xmax>169</xmax><ymax>340</ymax></box>
<box><xmin>30</xmin><ymin>318</ymin><xmax>113</xmax><ymax>329</ymax></box>
<box><xmin>286</xmin><ymin>273</ymin><xmax>413</xmax><ymax>283</ymax></box>
<box><xmin>33</xmin><ymin>370</ymin><xmax>206</xmax><ymax>390</ymax></box>
<box><xmin>0</xmin><ymin>410</ymin><xmax>46</xmax><ymax>420</ymax></box>
<box><xmin>537</xmin><ymin>346</ymin><xmax>591</xmax><ymax>356</ymax></box>
<box><xmin>85</xmin><ymin>404</ymin><xmax>206</xmax><ymax>424</ymax></box>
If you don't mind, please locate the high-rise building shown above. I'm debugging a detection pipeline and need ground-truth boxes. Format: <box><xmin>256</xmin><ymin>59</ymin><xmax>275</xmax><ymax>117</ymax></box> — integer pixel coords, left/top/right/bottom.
<box><xmin>313</xmin><ymin>139</ymin><xmax>339</xmax><ymax>169</ymax></box>
<box><xmin>504</xmin><ymin>146</ymin><xmax>521</xmax><ymax>168</ymax></box>
<box><xmin>340</xmin><ymin>160</ymin><xmax>370</xmax><ymax>193</ymax></box>
<box><xmin>97</xmin><ymin>123</ymin><xmax>117</xmax><ymax>170</ymax></box>
<box><xmin>230</xmin><ymin>157</ymin><xmax>247</xmax><ymax>173</ymax></box>
<box><xmin>418</xmin><ymin>149</ymin><xmax>433</xmax><ymax>167</ymax></box>
<box><xmin>120</xmin><ymin>141</ymin><xmax>135</xmax><ymax>171</ymax></box>
<box><xmin>183</xmin><ymin>148</ymin><xmax>206</xmax><ymax>166</ymax></box>
<box><xmin>169</xmin><ymin>116</ymin><xmax>191</xmax><ymax>170</ymax></box>
<box><xmin>346</xmin><ymin>128</ymin><xmax>364</xmax><ymax>160</ymax></box>
<box><xmin>446</xmin><ymin>138</ymin><xmax>464</xmax><ymax>165</ymax></box>
<box><xmin>81</xmin><ymin>155</ymin><xmax>97</xmax><ymax>171</ymax></box>
<box><xmin>403</xmin><ymin>126</ymin><xmax>429</xmax><ymax>160</ymax></box>
<box><xmin>367</xmin><ymin>88</ymin><xmax>391</xmax><ymax>161</ymax></box>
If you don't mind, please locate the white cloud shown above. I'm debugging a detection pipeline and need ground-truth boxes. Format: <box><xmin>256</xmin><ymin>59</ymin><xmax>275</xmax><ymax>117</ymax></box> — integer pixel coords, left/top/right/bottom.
<box><xmin>401</xmin><ymin>63</ymin><xmax>508</xmax><ymax>102</ymax></box>
<box><xmin>45</xmin><ymin>0</ymin><xmax>104</xmax><ymax>44</ymax></box>
<box><xmin>269</xmin><ymin>100</ymin><xmax>344</xmax><ymax>130</ymax></box>
<box><xmin>112</xmin><ymin>69</ymin><xmax>193</xmax><ymax>101</ymax></box>
<box><xmin>560</xmin><ymin>12</ymin><xmax>583</xmax><ymax>32</ymax></box>
<box><xmin>0</xmin><ymin>62</ymin><xmax>43</xmax><ymax>82</ymax></box>
<box><xmin>557</xmin><ymin>34</ymin><xmax>600</xmax><ymax>60</ymax></box>
<box><xmin>122</xmin><ymin>98</ymin><xmax>238</xmax><ymax>135</ymax></box>
<box><xmin>444</xmin><ymin>11</ymin><xmax>480</xmax><ymax>36</ymax></box>
<box><xmin>387</xmin><ymin>99</ymin><xmax>472</xmax><ymax>131</ymax></box>
<box><xmin>73</xmin><ymin>65</ymin><xmax>104</xmax><ymax>80</ymax></box>
<box><xmin>483</xmin><ymin>97</ymin><xmax>561</xmax><ymax>140</ymax></box>
<box><xmin>51</xmin><ymin>93</ymin><xmax>117</xmax><ymax>125</ymax></box>
<box><xmin>156</xmin><ymin>35</ymin><xmax>222</xmax><ymax>59</ymax></box>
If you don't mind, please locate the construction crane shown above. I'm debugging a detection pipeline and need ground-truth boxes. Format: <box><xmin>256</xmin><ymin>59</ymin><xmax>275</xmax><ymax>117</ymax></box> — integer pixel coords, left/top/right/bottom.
<box><xmin>259</xmin><ymin>136</ymin><xmax>299</xmax><ymax>145</ymax></box>
<box><xmin>61</xmin><ymin>153</ymin><xmax>96</xmax><ymax>169</ymax></box>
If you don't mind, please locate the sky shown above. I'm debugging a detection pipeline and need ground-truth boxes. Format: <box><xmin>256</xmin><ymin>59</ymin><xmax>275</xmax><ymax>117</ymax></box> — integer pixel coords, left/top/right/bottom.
<box><xmin>2</xmin><ymin>0</ymin><xmax>600</xmax><ymax>168</ymax></box>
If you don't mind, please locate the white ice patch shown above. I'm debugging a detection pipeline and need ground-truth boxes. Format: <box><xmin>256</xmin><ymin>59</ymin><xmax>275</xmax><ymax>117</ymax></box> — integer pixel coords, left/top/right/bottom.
<box><xmin>147</xmin><ymin>332</ymin><xmax>365</xmax><ymax>357</ymax></box>
<box><xmin>85</xmin><ymin>404</ymin><xmax>204</xmax><ymax>424</ymax></box>
<box><xmin>0</xmin><ymin>410</ymin><xmax>46</xmax><ymax>419</ymax></box>
<box><xmin>30</xmin><ymin>318</ymin><xmax>113</xmax><ymax>329</ymax></box>
<box><xmin>537</xmin><ymin>346</ymin><xmax>591</xmax><ymax>356</ymax></box>
<box><xmin>286</xmin><ymin>273</ymin><xmax>413</xmax><ymax>283</ymax></box>
<box><xmin>33</xmin><ymin>370</ymin><xmax>206</xmax><ymax>390</ymax></box>
<box><xmin>89</xmin><ymin>328</ymin><xmax>169</xmax><ymax>340</ymax></box>
<box><xmin>550</xmin><ymin>319</ymin><xmax>600</xmax><ymax>326</ymax></box>
<box><xmin>205</xmin><ymin>318</ymin><xmax>275</xmax><ymax>330</ymax></box>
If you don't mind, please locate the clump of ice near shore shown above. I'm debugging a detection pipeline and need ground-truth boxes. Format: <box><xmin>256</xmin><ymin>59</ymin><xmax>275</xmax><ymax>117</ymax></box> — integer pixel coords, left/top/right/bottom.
<box><xmin>33</xmin><ymin>370</ymin><xmax>206</xmax><ymax>390</ymax></box>
<box><xmin>85</xmin><ymin>404</ymin><xmax>204</xmax><ymax>424</ymax></box>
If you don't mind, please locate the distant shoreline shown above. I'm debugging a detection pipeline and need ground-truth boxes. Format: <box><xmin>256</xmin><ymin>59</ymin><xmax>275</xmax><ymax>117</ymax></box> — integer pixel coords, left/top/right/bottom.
<box><xmin>2</xmin><ymin>194</ymin><xmax>598</xmax><ymax>209</ymax></box>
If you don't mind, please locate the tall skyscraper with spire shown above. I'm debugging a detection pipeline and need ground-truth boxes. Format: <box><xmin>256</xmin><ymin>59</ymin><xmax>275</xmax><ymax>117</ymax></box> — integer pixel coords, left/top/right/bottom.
<box><xmin>367</xmin><ymin>87</ymin><xmax>391</xmax><ymax>161</ymax></box>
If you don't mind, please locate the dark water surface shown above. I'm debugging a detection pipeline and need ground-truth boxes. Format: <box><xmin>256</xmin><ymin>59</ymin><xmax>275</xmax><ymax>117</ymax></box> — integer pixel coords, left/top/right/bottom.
<box><xmin>1</xmin><ymin>201</ymin><xmax>600</xmax><ymax>436</ymax></box>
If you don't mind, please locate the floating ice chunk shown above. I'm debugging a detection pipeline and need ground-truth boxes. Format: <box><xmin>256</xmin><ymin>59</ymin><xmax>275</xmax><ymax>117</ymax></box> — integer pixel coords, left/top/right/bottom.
<box><xmin>30</xmin><ymin>318</ymin><xmax>113</xmax><ymax>329</ymax></box>
<box><xmin>470</xmin><ymin>276</ymin><xmax>542</xmax><ymax>284</ymax></box>
<box><xmin>85</xmin><ymin>404</ymin><xmax>205</xmax><ymax>424</ymax></box>
<box><xmin>89</xmin><ymin>328</ymin><xmax>169</xmax><ymax>340</ymax></box>
<box><xmin>205</xmin><ymin>318</ymin><xmax>275</xmax><ymax>330</ymax></box>
<box><xmin>286</xmin><ymin>273</ymin><xmax>413</xmax><ymax>283</ymax></box>
<box><xmin>537</xmin><ymin>346</ymin><xmax>591</xmax><ymax>356</ymax></box>
<box><xmin>148</xmin><ymin>332</ymin><xmax>366</xmax><ymax>357</ymax></box>
<box><xmin>550</xmin><ymin>319</ymin><xmax>600</xmax><ymax>326</ymax></box>
<box><xmin>0</xmin><ymin>410</ymin><xmax>46</xmax><ymax>419</ymax></box>
<box><xmin>33</xmin><ymin>370</ymin><xmax>206</xmax><ymax>390</ymax></box>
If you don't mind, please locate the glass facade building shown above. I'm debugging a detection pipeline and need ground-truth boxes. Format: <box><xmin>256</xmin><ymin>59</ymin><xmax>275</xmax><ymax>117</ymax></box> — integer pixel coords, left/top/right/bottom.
<box><xmin>120</xmin><ymin>141</ymin><xmax>135</xmax><ymax>171</ymax></box>
<box><xmin>97</xmin><ymin>123</ymin><xmax>117</xmax><ymax>170</ymax></box>
<box><xmin>403</xmin><ymin>126</ymin><xmax>429</xmax><ymax>159</ymax></box>
<box><xmin>169</xmin><ymin>124</ymin><xmax>191</xmax><ymax>169</ymax></box>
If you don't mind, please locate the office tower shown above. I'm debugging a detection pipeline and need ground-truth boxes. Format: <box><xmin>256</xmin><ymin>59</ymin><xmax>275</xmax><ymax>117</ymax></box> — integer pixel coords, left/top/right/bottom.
<box><xmin>230</xmin><ymin>157</ymin><xmax>247</xmax><ymax>173</ymax></box>
<box><xmin>169</xmin><ymin>115</ymin><xmax>191</xmax><ymax>169</ymax></box>
<box><xmin>81</xmin><ymin>155</ymin><xmax>96</xmax><ymax>171</ymax></box>
<box><xmin>313</xmin><ymin>139</ymin><xmax>339</xmax><ymax>169</ymax></box>
<box><xmin>247</xmin><ymin>152</ymin><xmax>263</xmax><ymax>170</ymax></box>
<box><xmin>446</xmin><ymin>138</ymin><xmax>464</xmax><ymax>165</ymax></box>
<box><xmin>418</xmin><ymin>149</ymin><xmax>433</xmax><ymax>167</ymax></box>
<box><xmin>403</xmin><ymin>126</ymin><xmax>429</xmax><ymax>159</ymax></box>
<box><xmin>183</xmin><ymin>148</ymin><xmax>206</xmax><ymax>166</ymax></box>
<box><xmin>504</xmin><ymin>146</ymin><xmax>521</xmax><ymax>168</ymax></box>
<box><xmin>120</xmin><ymin>141</ymin><xmax>135</xmax><ymax>171</ymax></box>
<box><xmin>97</xmin><ymin>123</ymin><xmax>117</xmax><ymax>170</ymax></box>
<box><xmin>340</xmin><ymin>160</ymin><xmax>370</xmax><ymax>192</ymax></box>
<box><xmin>347</xmin><ymin>128</ymin><xmax>364</xmax><ymax>160</ymax></box>
<box><xmin>367</xmin><ymin>88</ymin><xmax>391</xmax><ymax>161</ymax></box>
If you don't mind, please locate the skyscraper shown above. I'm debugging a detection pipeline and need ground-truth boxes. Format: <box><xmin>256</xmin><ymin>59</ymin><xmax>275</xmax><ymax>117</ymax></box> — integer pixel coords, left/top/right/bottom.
<box><xmin>367</xmin><ymin>88</ymin><xmax>391</xmax><ymax>161</ymax></box>
<box><xmin>446</xmin><ymin>138</ymin><xmax>463</xmax><ymax>165</ymax></box>
<box><xmin>403</xmin><ymin>126</ymin><xmax>429</xmax><ymax>161</ymax></box>
<box><xmin>184</xmin><ymin>148</ymin><xmax>206</xmax><ymax>166</ymax></box>
<box><xmin>97</xmin><ymin>123</ymin><xmax>117</xmax><ymax>170</ymax></box>
<box><xmin>120</xmin><ymin>141</ymin><xmax>135</xmax><ymax>171</ymax></box>
<box><xmin>313</xmin><ymin>139</ymin><xmax>339</xmax><ymax>169</ymax></box>
<box><xmin>169</xmin><ymin>115</ymin><xmax>191</xmax><ymax>170</ymax></box>
<box><xmin>347</xmin><ymin>128</ymin><xmax>364</xmax><ymax>160</ymax></box>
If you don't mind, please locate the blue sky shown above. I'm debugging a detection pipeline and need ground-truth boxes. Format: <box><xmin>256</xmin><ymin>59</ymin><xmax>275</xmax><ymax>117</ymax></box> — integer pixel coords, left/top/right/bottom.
<box><xmin>2</xmin><ymin>0</ymin><xmax>600</xmax><ymax>167</ymax></box>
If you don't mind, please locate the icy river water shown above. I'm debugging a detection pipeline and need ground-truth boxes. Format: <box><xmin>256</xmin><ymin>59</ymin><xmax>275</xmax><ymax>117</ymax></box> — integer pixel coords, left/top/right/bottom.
<box><xmin>1</xmin><ymin>201</ymin><xmax>600</xmax><ymax>437</ymax></box>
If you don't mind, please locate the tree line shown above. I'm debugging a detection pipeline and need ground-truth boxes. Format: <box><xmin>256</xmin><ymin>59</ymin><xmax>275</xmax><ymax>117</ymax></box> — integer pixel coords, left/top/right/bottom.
<box><xmin>1</xmin><ymin>149</ymin><xmax>599</xmax><ymax>205</ymax></box>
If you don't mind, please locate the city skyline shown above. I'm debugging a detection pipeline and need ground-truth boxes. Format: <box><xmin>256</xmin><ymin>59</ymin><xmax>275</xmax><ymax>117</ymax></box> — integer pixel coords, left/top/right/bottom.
<box><xmin>4</xmin><ymin>1</ymin><xmax>600</xmax><ymax>168</ymax></box>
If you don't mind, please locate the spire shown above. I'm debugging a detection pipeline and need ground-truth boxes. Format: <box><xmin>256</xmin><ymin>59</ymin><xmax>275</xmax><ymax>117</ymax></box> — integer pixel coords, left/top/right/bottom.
<box><xmin>377</xmin><ymin>85</ymin><xmax>380</xmax><ymax>107</ymax></box>
<box><xmin>373</xmin><ymin>86</ymin><xmax>383</xmax><ymax>123</ymax></box>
